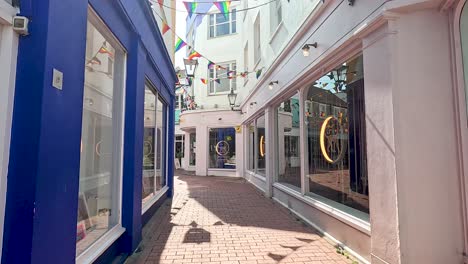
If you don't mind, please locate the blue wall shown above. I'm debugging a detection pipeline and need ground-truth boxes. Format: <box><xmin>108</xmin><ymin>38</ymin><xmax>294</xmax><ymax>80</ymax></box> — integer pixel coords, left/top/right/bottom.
<box><xmin>2</xmin><ymin>0</ymin><xmax>176</xmax><ymax>263</ymax></box>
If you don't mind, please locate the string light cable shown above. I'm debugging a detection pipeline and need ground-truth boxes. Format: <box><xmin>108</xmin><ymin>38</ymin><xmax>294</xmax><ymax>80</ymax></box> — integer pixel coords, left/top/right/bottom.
<box><xmin>149</xmin><ymin>0</ymin><xmax>277</xmax><ymax>14</ymax></box>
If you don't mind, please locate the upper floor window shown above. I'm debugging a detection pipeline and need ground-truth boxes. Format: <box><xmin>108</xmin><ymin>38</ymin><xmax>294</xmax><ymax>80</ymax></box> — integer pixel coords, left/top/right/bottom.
<box><xmin>209</xmin><ymin>62</ymin><xmax>237</xmax><ymax>94</ymax></box>
<box><xmin>254</xmin><ymin>14</ymin><xmax>261</xmax><ymax>65</ymax></box>
<box><xmin>270</xmin><ymin>0</ymin><xmax>282</xmax><ymax>33</ymax></box>
<box><xmin>209</xmin><ymin>9</ymin><xmax>236</xmax><ymax>38</ymax></box>
<box><xmin>175</xmin><ymin>94</ymin><xmax>182</xmax><ymax>110</ymax></box>
<box><xmin>244</xmin><ymin>42</ymin><xmax>249</xmax><ymax>86</ymax></box>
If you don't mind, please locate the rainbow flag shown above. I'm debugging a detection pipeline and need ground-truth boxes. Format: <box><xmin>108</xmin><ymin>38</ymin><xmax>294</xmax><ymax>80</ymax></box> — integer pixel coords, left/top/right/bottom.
<box><xmin>214</xmin><ymin>1</ymin><xmax>231</xmax><ymax>19</ymax></box>
<box><xmin>188</xmin><ymin>50</ymin><xmax>202</xmax><ymax>60</ymax></box>
<box><xmin>200</xmin><ymin>78</ymin><xmax>207</xmax><ymax>84</ymax></box>
<box><xmin>162</xmin><ymin>21</ymin><xmax>170</xmax><ymax>34</ymax></box>
<box><xmin>183</xmin><ymin>1</ymin><xmax>198</xmax><ymax>18</ymax></box>
<box><xmin>89</xmin><ymin>56</ymin><xmax>102</xmax><ymax>65</ymax></box>
<box><xmin>175</xmin><ymin>37</ymin><xmax>187</xmax><ymax>52</ymax></box>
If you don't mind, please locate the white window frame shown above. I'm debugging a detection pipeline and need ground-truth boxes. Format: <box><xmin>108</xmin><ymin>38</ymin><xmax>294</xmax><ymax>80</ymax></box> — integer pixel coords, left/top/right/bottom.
<box><xmin>208</xmin><ymin>61</ymin><xmax>237</xmax><ymax>95</ymax></box>
<box><xmin>76</xmin><ymin>7</ymin><xmax>127</xmax><ymax>264</ymax></box>
<box><xmin>270</xmin><ymin>0</ymin><xmax>282</xmax><ymax>34</ymax></box>
<box><xmin>244</xmin><ymin>42</ymin><xmax>249</xmax><ymax>86</ymax></box>
<box><xmin>253</xmin><ymin>14</ymin><xmax>261</xmax><ymax>66</ymax></box>
<box><xmin>142</xmin><ymin>84</ymin><xmax>169</xmax><ymax>214</ymax></box>
<box><xmin>245</xmin><ymin>114</ymin><xmax>266</xmax><ymax>178</ymax></box>
<box><xmin>208</xmin><ymin>9</ymin><xmax>237</xmax><ymax>38</ymax></box>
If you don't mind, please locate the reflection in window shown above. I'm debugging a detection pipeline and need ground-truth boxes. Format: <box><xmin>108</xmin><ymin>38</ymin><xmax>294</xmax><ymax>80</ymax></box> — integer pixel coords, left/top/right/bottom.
<box><xmin>142</xmin><ymin>86</ymin><xmax>166</xmax><ymax>206</ymax></box>
<box><xmin>305</xmin><ymin>54</ymin><xmax>369</xmax><ymax>215</ymax></box>
<box><xmin>77</xmin><ymin>10</ymin><xmax>125</xmax><ymax>256</ymax></box>
<box><xmin>209</xmin><ymin>128</ymin><xmax>236</xmax><ymax>169</ymax></box>
<box><xmin>277</xmin><ymin>93</ymin><xmax>301</xmax><ymax>188</ymax></box>
<box><xmin>189</xmin><ymin>132</ymin><xmax>196</xmax><ymax>166</ymax></box>
<box><xmin>256</xmin><ymin>115</ymin><xmax>266</xmax><ymax>176</ymax></box>
<box><xmin>461</xmin><ymin>3</ymin><xmax>468</xmax><ymax>117</ymax></box>
<box><xmin>142</xmin><ymin>87</ymin><xmax>156</xmax><ymax>203</ymax></box>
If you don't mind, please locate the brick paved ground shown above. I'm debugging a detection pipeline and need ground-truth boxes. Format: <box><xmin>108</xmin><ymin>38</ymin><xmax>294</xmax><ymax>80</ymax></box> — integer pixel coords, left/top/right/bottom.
<box><xmin>126</xmin><ymin>175</ymin><xmax>355</xmax><ymax>264</ymax></box>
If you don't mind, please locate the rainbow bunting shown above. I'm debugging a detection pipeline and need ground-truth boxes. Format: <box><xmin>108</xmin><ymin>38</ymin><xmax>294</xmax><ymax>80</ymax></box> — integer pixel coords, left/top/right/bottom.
<box><xmin>158</xmin><ymin>0</ymin><xmax>164</xmax><ymax>8</ymax></box>
<box><xmin>256</xmin><ymin>68</ymin><xmax>263</xmax><ymax>79</ymax></box>
<box><xmin>240</xmin><ymin>71</ymin><xmax>247</xmax><ymax>78</ymax></box>
<box><xmin>183</xmin><ymin>2</ymin><xmax>198</xmax><ymax>18</ymax></box>
<box><xmin>162</xmin><ymin>21</ymin><xmax>170</xmax><ymax>34</ymax></box>
<box><xmin>188</xmin><ymin>50</ymin><xmax>202</xmax><ymax>60</ymax></box>
<box><xmin>175</xmin><ymin>37</ymin><xmax>187</xmax><ymax>52</ymax></box>
<box><xmin>89</xmin><ymin>56</ymin><xmax>102</xmax><ymax>65</ymax></box>
<box><xmin>214</xmin><ymin>1</ymin><xmax>231</xmax><ymax>19</ymax></box>
<box><xmin>215</xmin><ymin>79</ymin><xmax>221</xmax><ymax>84</ymax></box>
<box><xmin>200</xmin><ymin>78</ymin><xmax>207</xmax><ymax>85</ymax></box>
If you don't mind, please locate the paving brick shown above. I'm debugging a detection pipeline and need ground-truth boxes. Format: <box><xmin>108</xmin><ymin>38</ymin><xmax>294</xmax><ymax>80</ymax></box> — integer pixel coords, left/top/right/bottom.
<box><xmin>126</xmin><ymin>176</ymin><xmax>354</xmax><ymax>264</ymax></box>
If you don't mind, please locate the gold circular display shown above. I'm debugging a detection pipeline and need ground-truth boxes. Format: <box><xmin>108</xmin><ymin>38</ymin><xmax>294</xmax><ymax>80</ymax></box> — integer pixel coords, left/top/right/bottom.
<box><xmin>215</xmin><ymin>140</ymin><xmax>230</xmax><ymax>156</ymax></box>
<box><xmin>260</xmin><ymin>136</ymin><xmax>265</xmax><ymax>157</ymax></box>
<box><xmin>320</xmin><ymin>116</ymin><xmax>347</xmax><ymax>164</ymax></box>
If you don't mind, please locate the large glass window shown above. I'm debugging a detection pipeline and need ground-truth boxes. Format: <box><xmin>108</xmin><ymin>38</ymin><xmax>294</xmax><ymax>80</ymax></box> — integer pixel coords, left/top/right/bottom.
<box><xmin>189</xmin><ymin>132</ymin><xmax>196</xmax><ymax>166</ymax></box>
<box><xmin>209</xmin><ymin>128</ymin><xmax>236</xmax><ymax>169</ymax></box>
<box><xmin>256</xmin><ymin>115</ymin><xmax>266</xmax><ymax>176</ymax></box>
<box><xmin>305</xmin><ymin>55</ymin><xmax>369</xmax><ymax>216</ymax></box>
<box><xmin>209</xmin><ymin>62</ymin><xmax>237</xmax><ymax>94</ymax></box>
<box><xmin>461</xmin><ymin>3</ymin><xmax>468</xmax><ymax>117</ymax></box>
<box><xmin>209</xmin><ymin>9</ymin><xmax>237</xmax><ymax>38</ymax></box>
<box><xmin>77</xmin><ymin>10</ymin><xmax>126</xmax><ymax>256</ymax></box>
<box><xmin>277</xmin><ymin>94</ymin><xmax>301</xmax><ymax>188</ymax></box>
<box><xmin>142</xmin><ymin>84</ymin><xmax>167</xmax><ymax>206</ymax></box>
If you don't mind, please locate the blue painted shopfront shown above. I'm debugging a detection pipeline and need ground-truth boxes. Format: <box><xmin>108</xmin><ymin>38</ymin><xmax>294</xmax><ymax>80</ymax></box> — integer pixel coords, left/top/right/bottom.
<box><xmin>2</xmin><ymin>0</ymin><xmax>176</xmax><ymax>263</ymax></box>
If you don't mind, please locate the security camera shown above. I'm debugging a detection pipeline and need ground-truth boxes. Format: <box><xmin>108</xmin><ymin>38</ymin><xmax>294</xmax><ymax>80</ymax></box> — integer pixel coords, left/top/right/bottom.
<box><xmin>13</xmin><ymin>16</ymin><xmax>29</xmax><ymax>36</ymax></box>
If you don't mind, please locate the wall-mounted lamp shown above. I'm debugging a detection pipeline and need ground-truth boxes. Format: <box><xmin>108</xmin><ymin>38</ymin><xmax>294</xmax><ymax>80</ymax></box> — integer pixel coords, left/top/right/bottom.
<box><xmin>302</xmin><ymin>42</ymin><xmax>318</xmax><ymax>57</ymax></box>
<box><xmin>269</xmin><ymin>81</ymin><xmax>279</xmax><ymax>90</ymax></box>
<box><xmin>250</xmin><ymin>102</ymin><xmax>257</xmax><ymax>108</ymax></box>
<box><xmin>348</xmin><ymin>0</ymin><xmax>355</xmax><ymax>5</ymax></box>
<box><xmin>227</xmin><ymin>89</ymin><xmax>242</xmax><ymax>112</ymax></box>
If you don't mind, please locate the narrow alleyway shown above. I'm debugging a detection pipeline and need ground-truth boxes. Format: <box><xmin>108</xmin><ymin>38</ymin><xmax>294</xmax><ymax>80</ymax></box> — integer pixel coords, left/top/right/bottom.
<box><xmin>126</xmin><ymin>174</ymin><xmax>355</xmax><ymax>264</ymax></box>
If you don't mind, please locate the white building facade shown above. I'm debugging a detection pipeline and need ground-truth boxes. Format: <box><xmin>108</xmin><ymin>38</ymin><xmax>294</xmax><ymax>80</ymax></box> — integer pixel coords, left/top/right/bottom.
<box><xmin>178</xmin><ymin>0</ymin><xmax>468</xmax><ymax>262</ymax></box>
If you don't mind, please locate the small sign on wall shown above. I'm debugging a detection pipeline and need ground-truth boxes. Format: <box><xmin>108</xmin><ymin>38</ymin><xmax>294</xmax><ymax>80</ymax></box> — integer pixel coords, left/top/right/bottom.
<box><xmin>235</xmin><ymin>126</ymin><xmax>241</xmax><ymax>133</ymax></box>
<box><xmin>52</xmin><ymin>69</ymin><xmax>63</xmax><ymax>90</ymax></box>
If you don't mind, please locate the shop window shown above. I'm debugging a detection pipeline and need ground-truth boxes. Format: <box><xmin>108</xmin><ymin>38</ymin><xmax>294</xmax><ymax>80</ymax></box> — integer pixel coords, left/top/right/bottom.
<box><xmin>189</xmin><ymin>132</ymin><xmax>196</xmax><ymax>166</ymax></box>
<box><xmin>247</xmin><ymin>121</ymin><xmax>255</xmax><ymax>171</ymax></box>
<box><xmin>209</xmin><ymin>128</ymin><xmax>236</xmax><ymax>169</ymax></box>
<box><xmin>277</xmin><ymin>93</ymin><xmax>301</xmax><ymax>189</ymax></box>
<box><xmin>256</xmin><ymin>115</ymin><xmax>266</xmax><ymax>176</ymax></box>
<box><xmin>142</xmin><ymin>84</ymin><xmax>167</xmax><ymax>207</ymax></box>
<box><xmin>77</xmin><ymin>9</ymin><xmax>126</xmax><ymax>257</ymax></box>
<box><xmin>461</xmin><ymin>3</ymin><xmax>468</xmax><ymax>117</ymax></box>
<box><xmin>209</xmin><ymin>9</ymin><xmax>236</xmax><ymax>38</ymax></box>
<box><xmin>305</xmin><ymin>54</ymin><xmax>369</xmax><ymax>216</ymax></box>
<box><xmin>209</xmin><ymin>61</ymin><xmax>237</xmax><ymax>94</ymax></box>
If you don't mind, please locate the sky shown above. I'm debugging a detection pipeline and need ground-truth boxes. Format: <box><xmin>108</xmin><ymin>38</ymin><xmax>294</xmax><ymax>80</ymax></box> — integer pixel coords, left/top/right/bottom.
<box><xmin>174</xmin><ymin>1</ymin><xmax>188</xmax><ymax>69</ymax></box>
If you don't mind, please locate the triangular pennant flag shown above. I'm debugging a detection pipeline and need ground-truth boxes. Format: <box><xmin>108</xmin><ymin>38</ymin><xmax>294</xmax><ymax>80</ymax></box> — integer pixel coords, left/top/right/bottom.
<box><xmin>200</xmin><ymin>78</ymin><xmax>207</xmax><ymax>85</ymax></box>
<box><xmin>240</xmin><ymin>71</ymin><xmax>247</xmax><ymax>78</ymax></box>
<box><xmin>183</xmin><ymin>2</ymin><xmax>198</xmax><ymax>18</ymax></box>
<box><xmin>188</xmin><ymin>50</ymin><xmax>202</xmax><ymax>60</ymax></box>
<box><xmin>208</xmin><ymin>61</ymin><xmax>215</xmax><ymax>69</ymax></box>
<box><xmin>214</xmin><ymin>1</ymin><xmax>231</xmax><ymax>19</ymax></box>
<box><xmin>162</xmin><ymin>21</ymin><xmax>170</xmax><ymax>35</ymax></box>
<box><xmin>175</xmin><ymin>37</ymin><xmax>187</xmax><ymax>52</ymax></box>
<box><xmin>158</xmin><ymin>0</ymin><xmax>164</xmax><ymax>8</ymax></box>
<box><xmin>215</xmin><ymin>79</ymin><xmax>221</xmax><ymax>84</ymax></box>
<box><xmin>98</xmin><ymin>46</ymin><xmax>114</xmax><ymax>58</ymax></box>
<box><xmin>256</xmin><ymin>68</ymin><xmax>263</xmax><ymax>79</ymax></box>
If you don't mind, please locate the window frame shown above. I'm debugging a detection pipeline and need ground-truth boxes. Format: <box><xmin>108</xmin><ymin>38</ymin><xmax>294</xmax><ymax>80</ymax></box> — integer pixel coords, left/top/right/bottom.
<box><xmin>244</xmin><ymin>113</ymin><xmax>266</xmax><ymax>178</ymax></box>
<box><xmin>208</xmin><ymin>9</ymin><xmax>237</xmax><ymax>38</ymax></box>
<box><xmin>253</xmin><ymin>14</ymin><xmax>261</xmax><ymax>66</ymax></box>
<box><xmin>243</xmin><ymin>42</ymin><xmax>249</xmax><ymax>86</ymax></box>
<box><xmin>208</xmin><ymin>61</ymin><xmax>237</xmax><ymax>95</ymax></box>
<box><xmin>142</xmin><ymin>82</ymin><xmax>169</xmax><ymax>214</ymax></box>
<box><xmin>207</xmin><ymin>126</ymin><xmax>237</xmax><ymax>170</ymax></box>
<box><xmin>270</xmin><ymin>0</ymin><xmax>283</xmax><ymax>34</ymax></box>
<box><xmin>76</xmin><ymin>7</ymin><xmax>127</xmax><ymax>263</ymax></box>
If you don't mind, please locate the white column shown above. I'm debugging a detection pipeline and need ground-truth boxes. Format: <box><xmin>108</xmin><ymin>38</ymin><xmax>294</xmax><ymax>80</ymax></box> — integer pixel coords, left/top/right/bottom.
<box><xmin>196</xmin><ymin>125</ymin><xmax>208</xmax><ymax>176</ymax></box>
<box><xmin>265</xmin><ymin>107</ymin><xmax>274</xmax><ymax>198</ymax></box>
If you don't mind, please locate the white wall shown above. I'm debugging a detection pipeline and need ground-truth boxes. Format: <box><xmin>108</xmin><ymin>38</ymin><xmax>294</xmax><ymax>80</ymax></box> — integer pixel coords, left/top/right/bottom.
<box><xmin>0</xmin><ymin>1</ymin><xmax>19</xmax><ymax>261</ymax></box>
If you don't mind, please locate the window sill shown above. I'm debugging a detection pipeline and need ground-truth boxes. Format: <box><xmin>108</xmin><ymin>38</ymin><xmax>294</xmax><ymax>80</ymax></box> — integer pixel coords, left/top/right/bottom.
<box><xmin>273</xmin><ymin>182</ymin><xmax>371</xmax><ymax>235</ymax></box>
<box><xmin>76</xmin><ymin>225</ymin><xmax>126</xmax><ymax>264</ymax></box>
<box><xmin>142</xmin><ymin>186</ymin><xmax>169</xmax><ymax>214</ymax></box>
<box><xmin>208</xmin><ymin>32</ymin><xmax>239</xmax><ymax>40</ymax></box>
<box><xmin>208</xmin><ymin>168</ymin><xmax>236</xmax><ymax>171</ymax></box>
<box><xmin>245</xmin><ymin>170</ymin><xmax>266</xmax><ymax>181</ymax></box>
<box><xmin>253</xmin><ymin>59</ymin><xmax>261</xmax><ymax>71</ymax></box>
